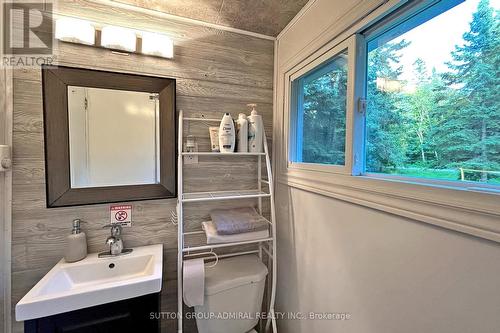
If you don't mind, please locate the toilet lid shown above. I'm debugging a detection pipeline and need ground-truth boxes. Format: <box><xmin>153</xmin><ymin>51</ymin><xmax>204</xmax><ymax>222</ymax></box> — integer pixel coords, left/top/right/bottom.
<box><xmin>204</xmin><ymin>255</ymin><xmax>268</xmax><ymax>295</ymax></box>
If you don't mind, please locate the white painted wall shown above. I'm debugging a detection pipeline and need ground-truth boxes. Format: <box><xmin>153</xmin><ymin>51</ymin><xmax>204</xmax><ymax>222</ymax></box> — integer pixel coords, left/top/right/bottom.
<box><xmin>277</xmin><ymin>0</ymin><xmax>364</xmax><ymax>65</ymax></box>
<box><xmin>274</xmin><ymin>0</ymin><xmax>500</xmax><ymax>332</ymax></box>
<box><xmin>276</xmin><ymin>184</ymin><xmax>500</xmax><ymax>333</ymax></box>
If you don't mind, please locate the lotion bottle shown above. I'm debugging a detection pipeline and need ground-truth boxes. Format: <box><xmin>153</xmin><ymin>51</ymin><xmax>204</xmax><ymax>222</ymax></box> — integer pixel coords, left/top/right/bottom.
<box><xmin>65</xmin><ymin>219</ymin><xmax>88</xmax><ymax>263</ymax></box>
<box><xmin>247</xmin><ymin>104</ymin><xmax>263</xmax><ymax>153</ymax></box>
<box><xmin>209</xmin><ymin>127</ymin><xmax>220</xmax><ymax>152</ymax></box>
<box><xmin>236</xmin><ymin>113</ymin><xmax>248</xmax><ymax>153</ymax></box>
<box><xmin>218</xmin><ymin>113</ymin><xmax>235</xmax><ymax>153</ymax></box>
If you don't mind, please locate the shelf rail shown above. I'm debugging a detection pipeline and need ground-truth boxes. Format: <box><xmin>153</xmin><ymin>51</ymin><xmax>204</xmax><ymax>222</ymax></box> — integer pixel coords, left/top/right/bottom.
<box><xmin>181</xmin><ymin>152</ymin><xmax>265</xmax><ymax>156</ymax></box>
<box><xmin>182</xmin><ymin>190</ymin><xmax>271</xmax><ymax>203</ymax></box>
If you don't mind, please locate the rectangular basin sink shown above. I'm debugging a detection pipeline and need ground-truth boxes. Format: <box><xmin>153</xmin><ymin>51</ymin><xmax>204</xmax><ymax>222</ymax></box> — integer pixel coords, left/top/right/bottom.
<box><xmin>16</xmin><ymin>244</ymin><xmax>163</xmax><ymax>321</ymax></box>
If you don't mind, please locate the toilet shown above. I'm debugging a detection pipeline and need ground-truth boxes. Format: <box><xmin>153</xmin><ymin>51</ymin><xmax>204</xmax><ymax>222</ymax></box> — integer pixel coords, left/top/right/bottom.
<box><xmin>194</xmin><ymin>255</ymin><xmax>268</xmax><ymax>333</ymax></box>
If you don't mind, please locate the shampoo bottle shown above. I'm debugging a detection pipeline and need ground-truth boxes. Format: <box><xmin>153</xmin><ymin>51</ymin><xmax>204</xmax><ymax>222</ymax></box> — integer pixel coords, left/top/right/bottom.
<box><xmin>218</xmin><ymin>113</ymin><xmax>235</xmax><ymax>153</ymax></box>
<box><xmin>247</xmin><ymin>104</ymin><xmax>263</xmax><ymax>153</ymax></box>
<box><xmin>65</xmin><ymin>219</ymin><xmax>88</xmax><ymax>263</ymax></box>
<box><xmin>236</xmin><ymin>113</ymin><xmax>248</xmax><ymax>153</ymax></box>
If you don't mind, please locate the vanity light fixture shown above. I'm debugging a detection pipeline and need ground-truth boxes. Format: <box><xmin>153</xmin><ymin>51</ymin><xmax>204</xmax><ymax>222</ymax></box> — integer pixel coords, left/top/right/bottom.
<box><xmin>141</xmin><ymin>32</ymin><xmax>174</xmax><ymax>59</ymax></box>
<box><xmin>55</xmin><ymin>18</ymin><xmax>174</xmax><ymax>60</ymax></box>
<box><xmin>55</xmin><ymin>17</ymin><xmax>95</xmax><ymax>45</ymax></box>
<box><xmin>101</xmin><ymin>26</ymin><xmax>137</xmax><ymax>52</ymax></box>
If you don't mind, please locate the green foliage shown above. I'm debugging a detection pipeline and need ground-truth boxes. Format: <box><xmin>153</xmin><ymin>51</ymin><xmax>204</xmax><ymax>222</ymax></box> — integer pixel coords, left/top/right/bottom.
<box><xmin>364</xmin><ymin>0</ymin><xmax>500</xmax><ymax>183</ymax></box>
<box><xmin>366</xmin><ymin>39</ymin><xmax>411</xmax><ymax>171</ymax></box>
<box><xmin>438</xmin><ymin>0</ymin><xmax>500</xmax><ymax>181</ymax></box>
<box><xmin>301</xmin><ymin>56</ymin><xmax>348</xmax><ymax>165</ymax></box>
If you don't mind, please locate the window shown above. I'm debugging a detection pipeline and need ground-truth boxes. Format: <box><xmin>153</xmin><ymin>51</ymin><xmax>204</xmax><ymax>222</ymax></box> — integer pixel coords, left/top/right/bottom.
<box><xmin>292</xmin><ymin>51</ymin><xmax>348</xmax><ymax>165</ymax></box>
<box><xmin>288</xmin><ymin>37</ymin><xmax>356</xmax><ymax>173</ymax></box>
<box><xmin>364</xmin><ymin>0</ymin><xmax>500</xmax><ymax>186</ymax></box>
<box><xmin>286</xmin><ymin>0</ymin><xmax>500</xmax><ymax>187</ymax></box>
<box><xmin>281</xmin><ymin>0</ymin><xmax>500</xmax><ymax>243</ymax></box>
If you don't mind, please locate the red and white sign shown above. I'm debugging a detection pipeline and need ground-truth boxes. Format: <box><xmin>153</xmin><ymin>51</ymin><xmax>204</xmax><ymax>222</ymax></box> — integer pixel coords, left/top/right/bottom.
<box><xmin>110</xmin><ymin>205</ymin><xmax>132</xmax><ymax>227</ymax></box>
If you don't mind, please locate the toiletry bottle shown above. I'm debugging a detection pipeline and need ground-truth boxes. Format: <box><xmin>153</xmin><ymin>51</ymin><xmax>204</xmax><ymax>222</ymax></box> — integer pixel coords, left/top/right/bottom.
<box><xmin>247</xmin><ymin>104</ymin><xmax>263</xmax><ymax>153</ymax></box>
<box><xmin>185</xmin><ymin>135</ymin><xmax>197</xmax><ymax>153</ymax></box>
<box><xmin>218</xmin><ymin>113</ymin><xmax>235</xmax><ymax>153</ymax></box>
<box><xmin>65</xmin><ymin>219</ymin><xmax>88</xmax><ymax>263</ymax></box>
<box><xmin>236</xmin><ymin>113</ymin><xmax>248</xmax><ymax>153</ymax></box>
<box><xmin>209</xmin><ymin>127</ymin><xmax>220</xmax><ymax>152</ymax></box>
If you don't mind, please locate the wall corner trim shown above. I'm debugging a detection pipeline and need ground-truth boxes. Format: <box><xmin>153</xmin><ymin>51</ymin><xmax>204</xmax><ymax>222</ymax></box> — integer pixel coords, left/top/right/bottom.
<box><xmin>1</xmin><ymin>67</ymin><xmax>13</xmax><ymax>333</ymax></box>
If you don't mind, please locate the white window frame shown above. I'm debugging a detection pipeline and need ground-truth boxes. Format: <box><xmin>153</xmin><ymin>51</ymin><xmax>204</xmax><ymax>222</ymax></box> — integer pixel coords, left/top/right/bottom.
<box><xmin>284</xmin><ymin>35</ymin><xmax>358</xmax><ymax>175</ymax></box>
<box><xmin>359</xmin><ymin>0</ymin><xmax>500</xmax><ymax>192</ymax></box>
<box><xmin>276</xmin><ymin>0</ymin><xmax>500</xmax><ymax>243</ymax></box>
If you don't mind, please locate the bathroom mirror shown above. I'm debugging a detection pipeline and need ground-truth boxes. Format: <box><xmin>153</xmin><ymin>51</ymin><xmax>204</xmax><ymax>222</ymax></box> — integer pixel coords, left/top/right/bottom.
<box><xmin>67</xmin><ymin>86</ymin><xmax>160</xmax><ymax>188</ymax></box>
<box><xmin>42</xmin><ymin>65</ymin><xmax>176</xmax><ymax>207</ymax></box>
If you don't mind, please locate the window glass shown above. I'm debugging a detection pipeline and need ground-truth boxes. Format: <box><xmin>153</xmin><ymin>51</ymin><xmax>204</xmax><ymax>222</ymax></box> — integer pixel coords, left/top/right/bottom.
<box><xmin>292</xmin><ymin>50</ymin><xmax>348</xmax><ymax>165</ymax></box>
<box><xmin>365</xmin><ymin>0</ymin><xmax>500</xmax><ymax>185</ymax></box>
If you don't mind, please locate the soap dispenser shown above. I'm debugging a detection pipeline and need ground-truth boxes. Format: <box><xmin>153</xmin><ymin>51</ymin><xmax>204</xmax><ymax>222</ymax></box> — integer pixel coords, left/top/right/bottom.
<box><xmin>65</xmin><ymin>219</ymin><xmax>88</xmax><ymax>263</ymax></box>
<box><xmin>247</xmin><ymin>104</ymin><xmax>263</xmax><ymax>153</ymax></box>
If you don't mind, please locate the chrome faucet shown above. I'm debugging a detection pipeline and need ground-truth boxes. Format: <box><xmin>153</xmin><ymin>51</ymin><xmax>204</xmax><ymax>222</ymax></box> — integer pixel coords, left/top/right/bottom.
<box><xmin>98</xmin><ymin>224</ymin><xmax>133</xmax><ymax>258</ymax></box>
<box><xmin>106</xmin><ymin>224</ymin><xmax>123</xmax><ymax>255</ymax></box>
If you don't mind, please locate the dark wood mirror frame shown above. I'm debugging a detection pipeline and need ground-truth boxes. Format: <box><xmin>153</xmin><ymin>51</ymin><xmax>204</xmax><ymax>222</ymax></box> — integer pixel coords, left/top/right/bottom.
<box><xmin>42</xmin><ymin>65</ymin><xmax>177</xmax><ymax>207</ymax></box>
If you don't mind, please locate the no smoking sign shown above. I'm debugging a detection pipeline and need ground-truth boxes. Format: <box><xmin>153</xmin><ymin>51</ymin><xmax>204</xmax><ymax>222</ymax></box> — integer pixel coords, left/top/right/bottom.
<box><xmin>110</xmin><ymin>205</ymin><xmax>132</xmax><ymax>227</ymax></box>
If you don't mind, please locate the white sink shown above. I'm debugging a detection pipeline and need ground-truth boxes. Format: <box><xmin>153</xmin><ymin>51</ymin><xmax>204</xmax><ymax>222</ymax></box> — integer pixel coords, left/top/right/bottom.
<box><xmin>16</xmin><ymin>244</ymin><xmax>163</xmax><ymax>321</ymax></box>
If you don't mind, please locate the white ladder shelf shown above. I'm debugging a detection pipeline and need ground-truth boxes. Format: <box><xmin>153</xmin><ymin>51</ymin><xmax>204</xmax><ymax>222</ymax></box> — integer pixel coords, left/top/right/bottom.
<box><xmin>176</xmin><ymin>110</ymin><xmax>278</xmax><ymax>333</ymax></box>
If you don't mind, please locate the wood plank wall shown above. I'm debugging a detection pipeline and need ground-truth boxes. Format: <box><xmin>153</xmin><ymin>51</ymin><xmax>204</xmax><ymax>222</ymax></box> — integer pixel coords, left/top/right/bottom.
<box><xmin>10</xmin><ymin>1</ymin><xmax>274</xmax><ymax>332</ymax></box>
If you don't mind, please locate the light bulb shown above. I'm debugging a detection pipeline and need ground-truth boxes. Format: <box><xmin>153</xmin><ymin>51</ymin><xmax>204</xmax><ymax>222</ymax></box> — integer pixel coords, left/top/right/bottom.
<box><xmin>101</xmin><ymin>26</ymin><xmax>137</xmax><ymax>52</ymax></box>
<box><xmin>141</xmin><ymin>32</ymin><xmax>174</xmax><ymax>59</ymax></box>
<box><xmin>55</xmin><ymin>17</ymin><xmax>95</xmax><ymax>45</ymax></box>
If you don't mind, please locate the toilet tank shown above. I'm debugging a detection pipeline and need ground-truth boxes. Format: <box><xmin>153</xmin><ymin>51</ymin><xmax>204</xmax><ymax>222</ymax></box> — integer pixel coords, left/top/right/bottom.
<box><xmin>194</xmin><ymin>255</ymin><xmax>268</xmax><ymax>333</ymax></box>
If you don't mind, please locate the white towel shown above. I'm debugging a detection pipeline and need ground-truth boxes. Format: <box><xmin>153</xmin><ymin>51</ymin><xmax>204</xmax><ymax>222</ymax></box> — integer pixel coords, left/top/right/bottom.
<box><xmin>183</xmin><ymin>259</ymin><xmax>205</xmax><ymax>307</ymax></box>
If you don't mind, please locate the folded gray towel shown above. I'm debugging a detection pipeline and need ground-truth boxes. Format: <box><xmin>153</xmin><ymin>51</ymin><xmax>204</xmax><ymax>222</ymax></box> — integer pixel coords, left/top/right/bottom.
<box><xmin>210</xmin><ymin>207</ymin><xmax>269</xmax><ymax>235</ymax></box>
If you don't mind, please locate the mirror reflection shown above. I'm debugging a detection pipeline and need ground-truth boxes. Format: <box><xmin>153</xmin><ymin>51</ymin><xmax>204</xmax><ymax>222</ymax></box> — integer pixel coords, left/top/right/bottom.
<box><xmin>67</xmin><ymin>86</ymin><xmax>160</xmax><ymax>188</ymax></box>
